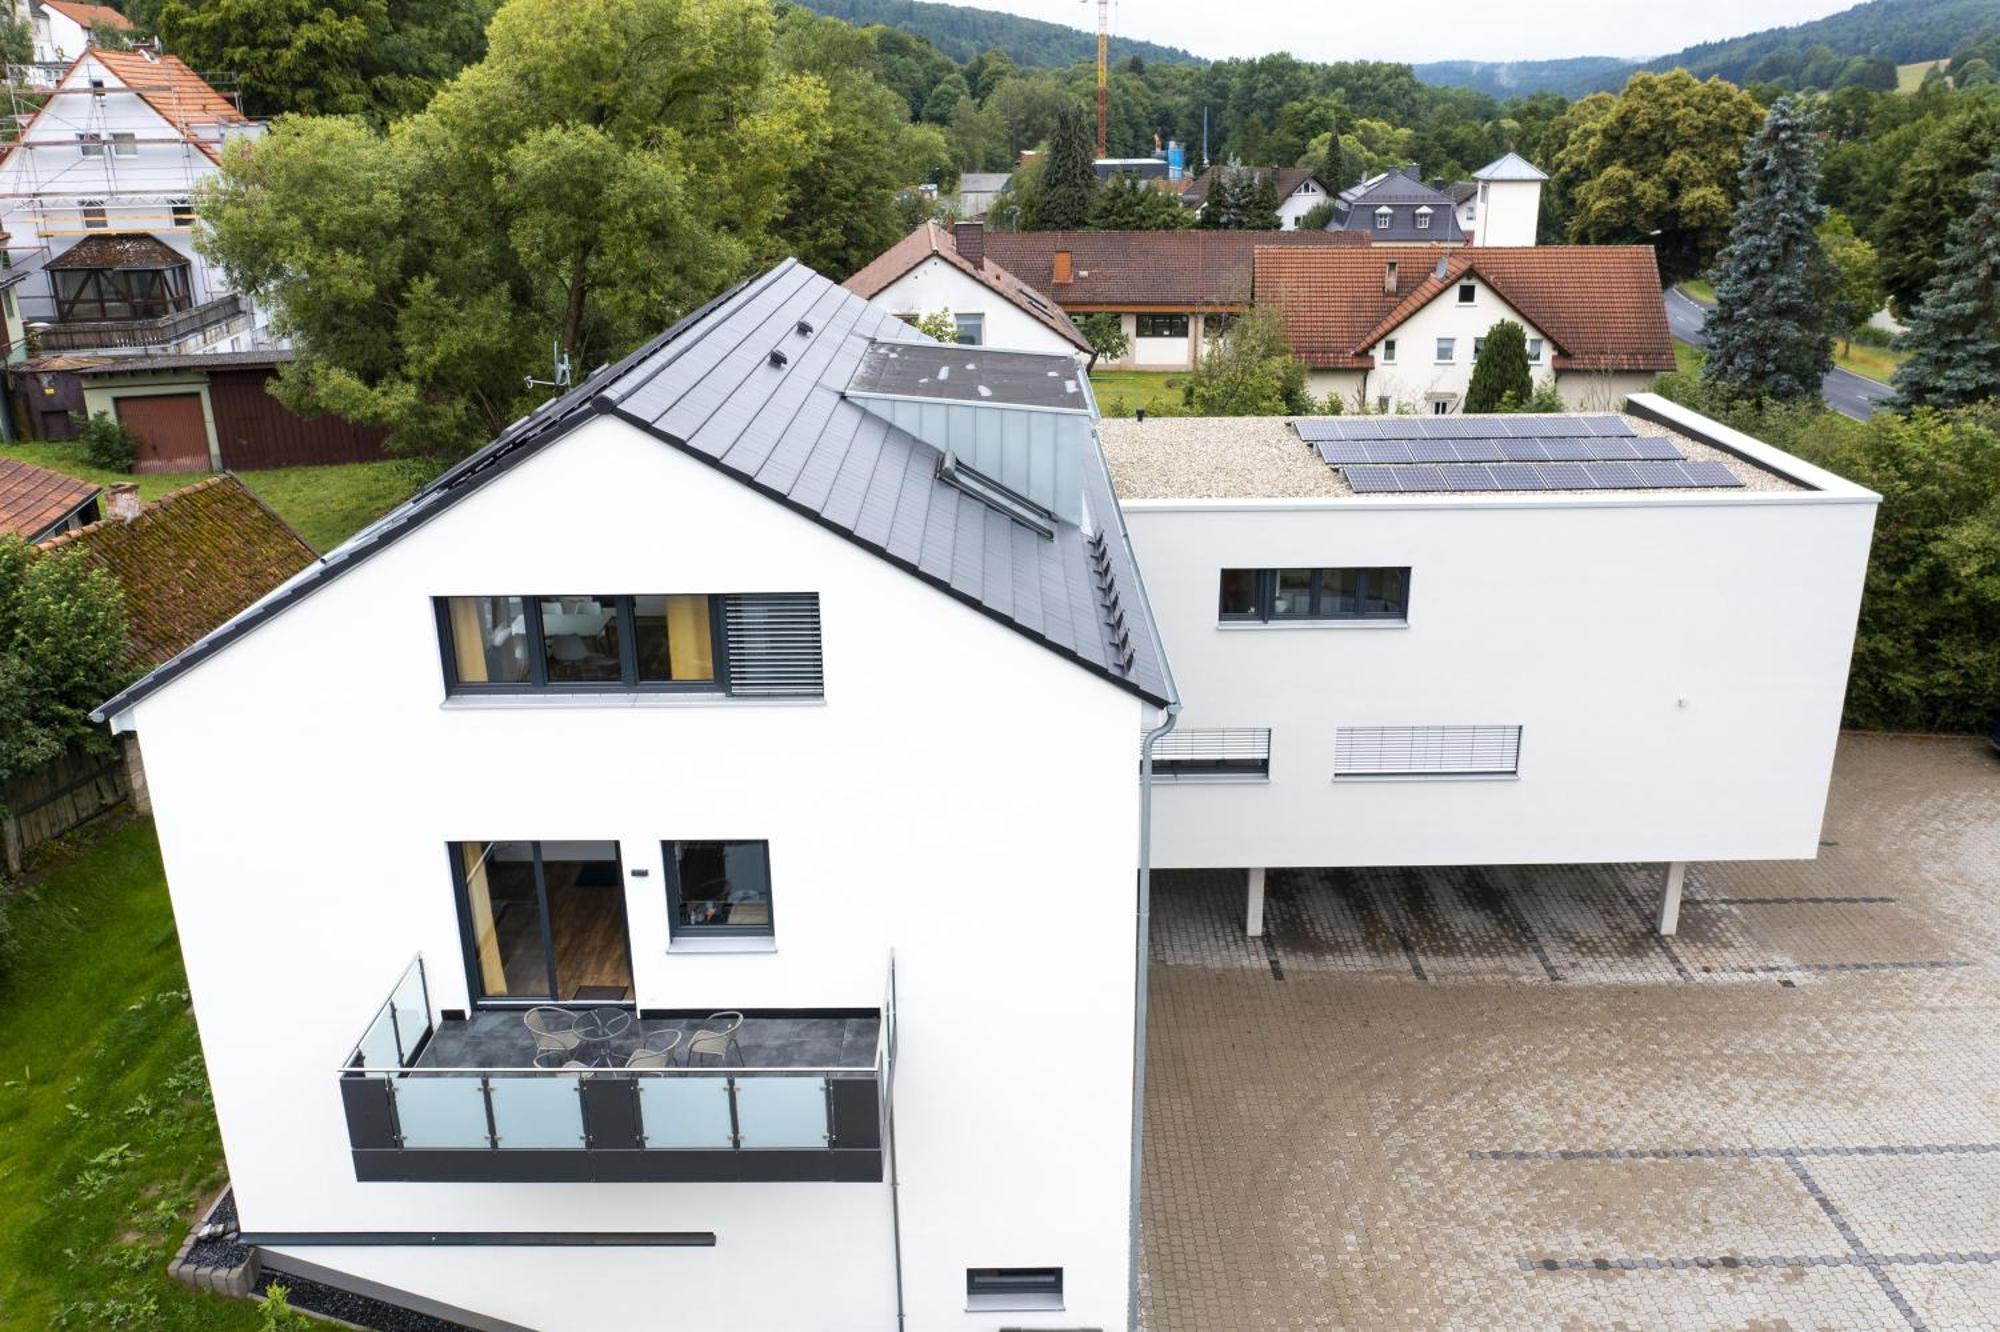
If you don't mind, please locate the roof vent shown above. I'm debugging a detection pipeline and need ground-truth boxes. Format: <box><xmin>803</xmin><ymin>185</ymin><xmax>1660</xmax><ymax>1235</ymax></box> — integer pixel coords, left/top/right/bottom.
<box><xmin>795</xmin><ymin>319</ymin><xmax>813</xmax><ymax>336</ymax></box>
<box><xmin>1384</xmin><ymin>261</ymin><xmax>1398</xmax><ymax>296</ymax></box>
<box><xmin>767</xmin><ymin>348</ymin><xmax>789</xmax><ymax>369</ymax></box>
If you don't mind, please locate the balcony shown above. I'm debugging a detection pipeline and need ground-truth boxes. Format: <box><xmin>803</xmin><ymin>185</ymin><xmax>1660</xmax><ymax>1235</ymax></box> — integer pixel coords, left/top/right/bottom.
<box><xmin>338</xmin><ymin>957</ymin><xmax>891</xmax><ymax>1184</ymax></box>
<box><xmin>36</xmin><ymin>293</ymin><xmax>246</xmax><ymax>355</ymax></box>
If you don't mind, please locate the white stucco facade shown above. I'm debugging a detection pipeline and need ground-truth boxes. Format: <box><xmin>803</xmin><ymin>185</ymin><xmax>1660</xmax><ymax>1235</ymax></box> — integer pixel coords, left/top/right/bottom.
<box><xmin>1277</xmin><ymin>177</ymin><xmax>1329</xmax><ymax>230</ymax></box>
<box><xmin>1472</xmin><ymin>178</ymin><xmax>1543</xmax><ymax>248</ymax></box>
<box><xmin>1302</xmin><ymin>275</ymin><xmax>1658</xmax><ymax>413</ymax></box>
<box><xmin>865</xmin><ymin>255</ymin><xmax>1083</xmax><ymax>358</ymax></box>
<box><xmin>1119</xmin><ymin>397</ymin><xmax>1877</xmax><ymax>873</ymax></box>
<box><xmin>111</xmin><ymin>414</ymin><xmax>1151</xmax><ymax>1331</ymax></box>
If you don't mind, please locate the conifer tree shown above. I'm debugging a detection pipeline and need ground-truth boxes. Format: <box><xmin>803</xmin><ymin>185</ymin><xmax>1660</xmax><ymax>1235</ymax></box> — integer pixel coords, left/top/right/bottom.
<box><xmin>1463</xmin><ymin>320</ymin><xmax>1533</xmax><ymax>413</ymax></box>
<box><xmin>1035</xmin><ymin>104</ymin><xmax>1097</xmax><ymax>230</ymax></box>
<box><xmin>1701</xmin><ymin>96</ymin><xmax>1839</xmax><ymax>403</ymax></box>
<box><xmin>1891</xmin><ymin>151</ymin><xmax>2000</xmax><ymax>410</ymax></box>
<box><xmin>1243</xmin><ymin>171</ymin><xmax>1282</xmax><ymax>229</ymax></box>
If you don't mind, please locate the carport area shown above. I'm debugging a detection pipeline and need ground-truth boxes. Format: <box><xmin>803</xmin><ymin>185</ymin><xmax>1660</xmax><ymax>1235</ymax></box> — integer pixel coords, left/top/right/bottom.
<box><xmin>1140</xmin><ymin>733</ymin><xmax>2000</xmax><ymax>1330</ymax></box>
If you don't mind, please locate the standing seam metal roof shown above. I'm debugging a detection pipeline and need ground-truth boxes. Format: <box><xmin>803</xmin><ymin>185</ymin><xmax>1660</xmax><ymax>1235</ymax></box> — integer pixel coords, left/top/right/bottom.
<box><xmin>92</xmin><ymin>259</ymin><xmax>1171</xmax><ymax>722</ymax></box>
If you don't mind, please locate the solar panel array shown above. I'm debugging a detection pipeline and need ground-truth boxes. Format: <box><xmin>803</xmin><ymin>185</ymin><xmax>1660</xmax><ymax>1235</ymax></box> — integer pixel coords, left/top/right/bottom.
<box><xmin>1290</xmin><ymin>414</ymin><xmax>1746</xmax><ymax>493</ymax></box>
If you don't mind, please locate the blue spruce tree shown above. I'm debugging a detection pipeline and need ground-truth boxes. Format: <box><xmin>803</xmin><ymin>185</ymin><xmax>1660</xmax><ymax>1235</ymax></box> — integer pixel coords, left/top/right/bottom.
<box><xmin>1701</xmin><ymin>96</ymin><xmax>1838</xmax><ymax>403</ymax></box>
<box><xmin>1890</xmin><ymin>151</ymin><xmax>2000</xmax><ymax>410</ymax></box>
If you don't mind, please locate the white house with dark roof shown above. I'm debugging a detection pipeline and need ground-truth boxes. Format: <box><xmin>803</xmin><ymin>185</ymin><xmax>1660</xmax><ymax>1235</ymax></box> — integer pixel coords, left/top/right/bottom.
<box><xmin>94</xmin><ymin>259</ymin><xmax>1174</xmax><ymax>1332</ymax></box>
<box><xmin>1099</xmin><ymin>395</ymin><xmax>1877</xmax><ymax>939</ymax></box>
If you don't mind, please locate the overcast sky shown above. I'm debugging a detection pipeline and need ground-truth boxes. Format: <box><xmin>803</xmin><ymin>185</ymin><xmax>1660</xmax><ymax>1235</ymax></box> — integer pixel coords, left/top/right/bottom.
<box><xmin>963</xmin><ymin>0</ymin><xmax>1856</xmax><ymax>64</ymax></box>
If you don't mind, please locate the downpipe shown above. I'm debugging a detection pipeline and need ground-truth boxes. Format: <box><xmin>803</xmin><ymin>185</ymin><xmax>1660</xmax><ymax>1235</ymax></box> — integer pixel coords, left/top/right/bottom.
<box><xmin>1129</xmin><ymin>700</ymin><xmax>1180</xmax><ymax>1331</ymax></box>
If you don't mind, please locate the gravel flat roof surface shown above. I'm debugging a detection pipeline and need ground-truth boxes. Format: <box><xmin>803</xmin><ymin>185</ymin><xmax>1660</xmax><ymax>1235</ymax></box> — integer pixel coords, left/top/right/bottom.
<box><xmin>1099</xmin><ymin>413</ymin><xmax>1804</xmax><ymax>501</ymax></box>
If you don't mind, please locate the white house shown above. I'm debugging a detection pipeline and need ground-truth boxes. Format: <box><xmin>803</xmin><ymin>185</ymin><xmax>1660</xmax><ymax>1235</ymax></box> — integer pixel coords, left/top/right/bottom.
<box><xmin>1179</xmin><ymin>166</ymin><xmax>1331</xmax><ymax>230</ymax></box>
<box><xmin>842</xmin><ymin>218</ymin><xmax>1094</xmax><ymax>359</ymax></box>
<box><xmin>14</xmin><ymin>0</ymin><xmax>130</xmax><ymax>67</ymax></box>
<box><xmin>0</xmin><ymin>47</ymin><xmax>272</xmax><ymax>359</ymax></box>
<box><xmin>1256</xmin><ymin>243</ymin><xmax>1679</xmax><ymax>413</ymax></box>
<box><xmin>95</xmin><ymin>260</ymin><xmax>1174</xmax><ymax>1332</ymax></box>
<box><xmin>1099</xmin><ymin>395</ymin><xmax>1877</xmax><ymax>936</ymax></box>
<box><xmin>1468</xmin><ymin>151</ymin><xmax>1548</xmax><ymax>247</ymax></box>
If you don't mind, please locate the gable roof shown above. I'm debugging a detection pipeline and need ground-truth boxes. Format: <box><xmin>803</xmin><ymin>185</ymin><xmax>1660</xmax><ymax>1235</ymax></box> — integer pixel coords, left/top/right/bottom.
<box><xmin>93</xmin><ymin>260</ymin><xmax>1173</xmax><ymax>724</ymax></box>
<box><xmin>1179</xmin><ymin>166</ymin><xmax>1325</xmax><ymax>206</ymax></box>
<box><xmin>44</xmin><ymin>0</ymin><xmax>131</xmax><ymax>28</ymax></box>
<box><xmin>981</xmin><ymin>228</ymin><xmax>1363</xmax><ymax>310</ymax></box>
<box><xmin>1253</xmin><ymin>244</ymin><xmax>1676</xmax><ymax>372</ymax></box>
<box><xmin>842</xmin><ymin>220</ymin><xmax>1091</xmax><ymax>354</ymax></box>
<box><xmin>0</xmin><ymin>456</ymin><xmax>100</xmax><ymax>542</ymax></box>
<box><xmin>37</xmin><ymin>475</ymin><xmax>313</xmax><ymax>670</ymax></box>
<box><xmin>89</xmin><ymin>49</ymin><xmax>248</xmax><ymax>162</ymax></box>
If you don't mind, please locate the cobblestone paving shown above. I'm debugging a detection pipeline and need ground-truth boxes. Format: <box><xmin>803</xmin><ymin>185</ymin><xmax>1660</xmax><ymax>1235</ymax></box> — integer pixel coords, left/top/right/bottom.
<box><xmin>1141</xmin><ymin>734</ymin><xmax>2000</xmax><ymax>1330</ymax></box>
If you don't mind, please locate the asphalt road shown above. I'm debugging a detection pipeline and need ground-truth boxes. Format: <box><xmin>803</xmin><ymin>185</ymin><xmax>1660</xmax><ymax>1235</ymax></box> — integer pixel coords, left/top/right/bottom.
<box><xmin>1664</xmin><ymin>287</ymin><xmax>1893</xmax><ymax>421</ymax></box>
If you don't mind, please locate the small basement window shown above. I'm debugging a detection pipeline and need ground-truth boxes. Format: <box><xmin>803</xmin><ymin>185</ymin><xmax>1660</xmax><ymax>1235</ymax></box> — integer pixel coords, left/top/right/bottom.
<box><xmin>966</xmin><ymin>1267</ymin><xmax>1063</xmax><ymax>1312</ymax></box>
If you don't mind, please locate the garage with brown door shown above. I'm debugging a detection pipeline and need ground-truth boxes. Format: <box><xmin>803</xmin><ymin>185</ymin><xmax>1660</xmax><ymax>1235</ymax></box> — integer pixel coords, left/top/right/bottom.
<box><xmin>114</xmin><ymin>393</ymin><xmax>211</xmax><ymax>473</ymax></box>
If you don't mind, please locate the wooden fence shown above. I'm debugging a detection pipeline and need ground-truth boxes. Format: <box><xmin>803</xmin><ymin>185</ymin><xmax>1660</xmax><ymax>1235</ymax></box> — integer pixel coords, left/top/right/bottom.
<box><xmin>1</xmin><ymin>742</ymin><xmax>130</xmax><ymax>875</ymax></box>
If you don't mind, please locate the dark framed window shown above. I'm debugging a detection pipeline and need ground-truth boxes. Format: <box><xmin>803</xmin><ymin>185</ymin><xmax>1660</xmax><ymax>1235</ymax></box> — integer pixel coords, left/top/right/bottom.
<box><xmin>450</xmin><ymin>840</ymin><xmax>633</xmax><ymax>1005</ymax></box>
<box><xmin>54</xmin><ymin>263</ymin><xmax>192</xmax><ymax>320</ymax></box>
<box><xmin>171</xmin><ymin>199</ymin><xmax>195</xmax><ymax>228</ymax></box>
<box><xmin>1381</xmin><ymin>337</ymin><xmax>1396</xmax><ymax>363</ymax></box>
<box><xmin>439</xmin><ymin>595</ymin><xmax>724</xmax><ymax>693</ymax></box>
<box><xmin>952</xmin><ymin>312</ymin><xmax>984</xmax><ymax>345</ymax></box>
<box><xmin>967</xmin><ymin>1267</ymin><xmax>1063</xmax><ymax>1312</ymax></box>
<box><xmin>1217</xmin><ymin>568</ymin><xmax>1411</xmax><ymax>623</ymax></box>
<box><xmin>663</xmin><ymin>840</ymin><xmax>773</xmax><ymax>938</ymax></box>
<box><xmin>1457</xmin><ymin>282</ymin><xmax>1476</xmax><ymax>304</ymax></box>
<box><xmin>1135</xmin><ymin>312</ymin><xmax>1188</xmax><ymax>338</ymax></box>
<box><xmin>1149</xmin><ymin>727</ymin><xmax>1271</xmax><ymax>781</ymax></box>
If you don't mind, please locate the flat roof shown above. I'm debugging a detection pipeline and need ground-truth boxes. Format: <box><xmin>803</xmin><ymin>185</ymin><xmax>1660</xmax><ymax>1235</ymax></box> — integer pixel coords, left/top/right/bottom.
<box><xmin>847</xmin><ymin>341</ymin><xmax>1087</xmax><ymax>412</ymax></box>
<box><xmin>1100</xmin><ymin>411</ymin><xmax>1807</xmax><ymax>501</ymax></box>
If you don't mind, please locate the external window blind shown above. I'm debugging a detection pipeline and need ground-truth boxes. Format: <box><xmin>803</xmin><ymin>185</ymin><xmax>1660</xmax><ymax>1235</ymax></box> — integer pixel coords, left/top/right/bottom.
<box><xmin>721</xmin><ymin>594</ymin><xmax>823</xmax><ymax>698</ymax></box>
<box><xmin>1333</xmin><ymin>725</ymin><xmax>1521</xmax><ymax>778</ymax></box>
<box><xmin>1143</xmin><ymin>727</ymin><xmax>1272</xmax><ymax>779</ymax></box>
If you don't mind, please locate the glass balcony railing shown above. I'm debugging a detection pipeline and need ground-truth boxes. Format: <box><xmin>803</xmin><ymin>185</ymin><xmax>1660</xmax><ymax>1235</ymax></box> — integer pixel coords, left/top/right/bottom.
<box><xmin>337</xmin><ymin>956</ymin><xmax>888</xmax><ymax>1183</ymax></box>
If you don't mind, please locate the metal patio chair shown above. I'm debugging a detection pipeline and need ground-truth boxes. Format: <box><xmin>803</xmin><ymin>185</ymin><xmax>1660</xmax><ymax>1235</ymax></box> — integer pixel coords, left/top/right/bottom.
<box><xmin>524</xmin><ymin>1007</ymin><xmax>583</xmax><ymax>1066</ymax></box>
<box><xmin>685</xmin><ymin>1012</ymin><xmax>744</xmax><ymax>1066</ymax></box>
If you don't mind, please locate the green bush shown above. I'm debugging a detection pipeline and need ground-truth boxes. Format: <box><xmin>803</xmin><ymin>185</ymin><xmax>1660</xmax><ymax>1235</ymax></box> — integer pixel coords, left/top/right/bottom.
<box><xmin>259</xmin><ymin>1285</ymin><xmax>315</xmax><ymax>1330</ymax></box>
<box><xmin>71</xmin><ymin>412</ymin><xmax>142</xmax><ymax>473</ymax></box>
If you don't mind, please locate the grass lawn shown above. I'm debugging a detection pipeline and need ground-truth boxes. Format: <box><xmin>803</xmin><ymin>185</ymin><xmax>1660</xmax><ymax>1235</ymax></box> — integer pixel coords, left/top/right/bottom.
<box><xmin>1897</xmin><ymin>60</ymin><xmax>1945</xmax><ymax>92</ymax></box>
<box><xmin>0</xmin><ymin>440</ymin><xmax>431</xmax><ymax>553</ymax></box>
<box><xmin>1089</xmin><ymin>370</ymin><xmax>1185</xmax><ymax>416</ymax></box>
<box><xmin>1674</xmin><ymin>342</ymin><xmax>1704</xmax><ymax>375</ymax></box>
<box><xmin>1677</xmin><ymin>278</ymin><xmax>1717</xmax><ymax>305</ymax></box>
<box><xmin>1834</xmin><ymin>341</ymin><xmax>1906</xmax><ymax>384</ymax></box>
<box><xmin>0</xmin><ymin>819</ymin><xmax>261</xmax><ymax>1330</ymax></box>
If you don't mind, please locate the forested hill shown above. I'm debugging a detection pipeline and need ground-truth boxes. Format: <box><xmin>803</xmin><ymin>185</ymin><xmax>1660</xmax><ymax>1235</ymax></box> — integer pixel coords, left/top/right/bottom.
<box><xmin>791</xmin><ymin>0</ymin><xmax>1204</xmax><ymax>67</ymax></box>
<box><xmin>1416</xmin><ymin>0</ymin><xmax>1998</xmax><ymax>97</ymax></box>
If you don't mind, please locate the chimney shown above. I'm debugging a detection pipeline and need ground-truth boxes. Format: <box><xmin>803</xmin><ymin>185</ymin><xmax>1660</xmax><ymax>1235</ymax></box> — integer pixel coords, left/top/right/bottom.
<box><xmin>951</xmin><ymin>219</ymin><xmax>985</xmax><ymax>267</ymax></box>
<box><xmin>1402</xmin><ymin>163</ymin><xmax>1420</xmax><ymax>180</ymax></box>
<box><xmin>1383</xmin><ymin>260</ymin><xmax>1398</xmax><ymax>296</ymax></box>
<box><xmin>1052</xmin><ymin>250</ymin><xmax>1073</xmax><ymax>285</ymax></box>
<box><xmin>106</xmin><ymin>483</ymin><xmax>141</xmax><ymax>523</ymax></box>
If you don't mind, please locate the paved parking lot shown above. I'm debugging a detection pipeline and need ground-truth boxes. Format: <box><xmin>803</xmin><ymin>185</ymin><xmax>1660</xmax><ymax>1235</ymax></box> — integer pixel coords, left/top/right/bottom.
<box><xmin>1141</xmin><ymin>734</ymin><xmax>2000</xmax><ymax>1330</ymax></box>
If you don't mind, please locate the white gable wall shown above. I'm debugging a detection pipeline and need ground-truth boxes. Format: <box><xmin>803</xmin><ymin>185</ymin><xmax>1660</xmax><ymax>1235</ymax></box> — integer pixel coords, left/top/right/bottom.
<box><xmin>866</xmin><ymin>255</ymin><xmax>1081</xmax><ymax>357</ymax></box>
<box><xmin>1277</xmin><ymin>178</ymin><xmax>1326</xmax><ymax>230</ymax></box>
<box><xmin>118</xmin><ymin>414</ymin><xmax>1148</xmax><ymax>1331</ymax></box>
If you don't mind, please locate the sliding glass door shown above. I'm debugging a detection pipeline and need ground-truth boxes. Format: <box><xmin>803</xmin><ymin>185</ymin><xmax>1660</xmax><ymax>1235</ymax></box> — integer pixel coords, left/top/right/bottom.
<box><xmin>453</xmin><ymin>841</ymin><xmax>633</xmax><ymax>1004</ymax></box>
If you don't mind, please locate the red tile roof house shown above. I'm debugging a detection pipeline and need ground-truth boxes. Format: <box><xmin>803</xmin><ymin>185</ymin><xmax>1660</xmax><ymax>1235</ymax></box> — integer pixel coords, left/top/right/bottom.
<box><xmin>1254</xmin><ymin>244</ymin><xmax>1677</xmax><ymax>414</ymax></box>
<box><xmin>842</xmin><ymin>219</ymin><xmax>1094</xmax><ymax>360</ymax></box>
<box><xmin>978</xmin><ymin>227</ymin><xmax>1366</xmax><ymax>372</ymax></box>
<box><xmin>0</xmin><ymin>454</ymin><xmax>101</xmax><ymax>542</ymax></box>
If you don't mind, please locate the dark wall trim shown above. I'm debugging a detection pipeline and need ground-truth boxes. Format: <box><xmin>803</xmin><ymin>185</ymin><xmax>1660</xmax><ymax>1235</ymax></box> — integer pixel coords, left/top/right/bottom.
<box><xmin>351</xmin><ymin>1147</ymin><xmax>883</xmax><ymax>1184</ymax></box>
<box><xmin>246</xmin><ymin>1231</ymin><xmax>717</xmax><ymax>1247</ymax></box>
<box><xmin>637</xmin><ymin>1006</ymin><xmax>877</xmax><ymax>1021</ymax></box>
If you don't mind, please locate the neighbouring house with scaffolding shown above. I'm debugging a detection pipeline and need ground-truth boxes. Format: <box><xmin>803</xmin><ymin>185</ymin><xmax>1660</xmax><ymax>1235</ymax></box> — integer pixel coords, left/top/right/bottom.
<box><xmin>0</xmin><ymin>46</ymin><xmax>272</xmax><ymax>372</ymax></box>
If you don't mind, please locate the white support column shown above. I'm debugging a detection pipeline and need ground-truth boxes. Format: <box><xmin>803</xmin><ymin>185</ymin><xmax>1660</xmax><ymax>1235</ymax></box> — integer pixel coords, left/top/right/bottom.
<box><xmin>1658</xmin><ymin>861</ymin><xmax>1687</xmax><ymax>936</ymax></box>
<box><xmin>1246</xmin><ymin>867</ymin><xmax>1267</xmax><ymax>938</ymax></box>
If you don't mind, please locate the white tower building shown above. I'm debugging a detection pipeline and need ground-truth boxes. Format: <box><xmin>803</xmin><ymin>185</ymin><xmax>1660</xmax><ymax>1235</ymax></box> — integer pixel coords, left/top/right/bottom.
<box><xmin>1471</xmin><ymin>151</ymin><xmax>1548</xmax><ymax>247</ymax></box>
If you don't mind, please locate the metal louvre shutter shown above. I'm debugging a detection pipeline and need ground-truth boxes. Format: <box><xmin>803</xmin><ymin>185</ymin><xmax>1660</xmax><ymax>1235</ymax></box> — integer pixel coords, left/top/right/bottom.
<box><xmin>722</xmin><ymin>594</ymin><xmax>823</xmax><ymax>697</ymax></box>
<box><xmin>1333</xmin><ymin>725</ymin><xmax>1521</xmax><ymax>777</ymax></box>
<box><xmin>1147</xmin><ymin>728</ymin><xmax>1273</xmax><ymax>766</ymax></box>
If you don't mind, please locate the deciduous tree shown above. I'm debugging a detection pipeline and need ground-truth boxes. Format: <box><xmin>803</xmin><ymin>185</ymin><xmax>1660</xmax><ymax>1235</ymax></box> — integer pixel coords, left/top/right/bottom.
<box><xmin>1817</xmin><ymin>210</ymin><xmax>1882</xmax><ymax>353</ymax></box>
<box><xmin>1182</xmin><ymin>304</ymin><xmax>1310</xmax><ymax>415</ymax></box>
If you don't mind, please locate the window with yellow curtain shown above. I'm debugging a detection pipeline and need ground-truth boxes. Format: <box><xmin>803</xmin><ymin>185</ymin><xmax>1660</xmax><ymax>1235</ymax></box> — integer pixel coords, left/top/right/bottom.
<box><xmin>633</xmin><ymin>594</ymin><xmax>715</xmax><ymax>682</ymax></box>
<box><xmin>444</xmin><ymin>597</ymin><xmax>530</xmax><ymax>684</ymax></box>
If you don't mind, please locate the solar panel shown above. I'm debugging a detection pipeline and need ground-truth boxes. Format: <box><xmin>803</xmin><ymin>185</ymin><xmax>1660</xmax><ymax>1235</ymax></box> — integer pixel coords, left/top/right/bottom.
<box><xmin>1500</xmin><ymin>440</ymin><xmax>1548</xmax><ymax>462</ymax></box>
<box><xmin>1631</xmin><ymin>436</ymin><xmax>1684</xmax><ymax>460</ymax></box>
<box><xmin>1488</xmin><ymin>462</ymin><xmax>1544</xmax><ymax>488</ymax></box>
<box><xmin>1420</xmin><ymin>417</ymin><xmax>1491</xmax><ymax>438</ymax></box>
<box><xmin>1451</xmin><ymin>440</ymin><xmax>1508</xmax><ymax>462</ymax></box>
<box><xmin>1536</xmin><ymin>462</ymin><xmax>1595</xmax><ymax>489</ymax></box>
<box><xmin>1314</xmin><ymin>441</ymin><xmax>1373</xmax><ymax>465</ymax></box>
<box><xmin>1344</xmin><ymin>465</ymin><xmax>1405</xmax><ymax>493</ymax></box>
<box><xmin>1681</xmin><ymin>460</ymin><xmax>1745</xmax><ymax>488</ymax></box>
<box><xmin>1437</xmin><ymin>463</ymin><xmax>1500</xmax><ymax>491</ymax></box>
<box><xmin>1584</xmin><ymin>415</ymin><xmax>1636</xmax><ymax>437</ymax></box>
<box><xmin>1408</xmin><ymin>440</ymin><xmax>1461</xmax><ymax>463</ymax></box>
<box><xmin>1630</xmin><ymin>461</ymin><xmax>1696</xmax><ymax>487</ymax></box>
<box><xmin>1540</xmin><ymin>438</ymin><xmax>1596</xmax><ymax>461</ymax></box>
<box><xmin>1583</xmin><ymin>461</ymin><xmax>1641</xmax><ymax>488</ymax></box>
<box><xmin>1394</xmin><ymin>464</ymin><xmax>1448</xmax><ymax>490</ymax></box>
<box><xmin>1376</xmin><ymin>419</ymin><xmax>1429</xmax><ymax>439</ymax></box>
<box><xmin>1506</xmin><ymin>417</ymin><xmax>1592</xmax><ymax>437</ymax></box>
<box><xmin>1290</xmin><ymin>419</ymin><xmax>1342</xmax><ymax>442</ymax></box>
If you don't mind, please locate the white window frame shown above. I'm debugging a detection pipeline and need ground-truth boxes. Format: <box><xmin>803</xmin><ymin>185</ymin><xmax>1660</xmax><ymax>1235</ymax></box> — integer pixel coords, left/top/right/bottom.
<box><xmin>1527</xmin><ymin>337</ymin><xmax>1544</xmax><ymax>363</ymax></box>
<box><xmin>1373</xmin><ymin>206</ymin><xmax>1392</xmax><ymax>230</ymax></box>
<box><xmin>76</xmin><ymin>132</ymin><xmax>103</xmax><ymax>158</ymax></box>
<box><xmin>1434</xmin><ymin>337</ymin><xmax>1454</xmax><ymax>363</ymax></box>
<box><xmin>1415</xmin><ymin>206</ymin><xmax>1432</xmax><ymax>230</ymax></box>
<box><xmin>952</xmin><ymin>311</ymin><xmax>984</xmax><ymax>346</ymax></box>
<box><xmin>109</xmin><ymin>131</ymin><xmax>137</xmax><ymax>157</ymax></box>
<box><xmin>1381</xmin><ymin>338</ymin><xmax>1396</xmax><ymax>364</ymax></box>
<box><xmin>1334</xmin><ymin>725</ymin><xmax>1522</xmax><ymax>780</ymax></box>
<box><xmin>1457</xmin><ymin>282</ymin><xmax>1477</xmax><ymax>305</ymax></box>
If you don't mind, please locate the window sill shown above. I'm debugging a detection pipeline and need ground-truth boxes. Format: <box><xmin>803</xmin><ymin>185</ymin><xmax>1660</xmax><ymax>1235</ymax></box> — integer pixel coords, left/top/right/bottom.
<box><xmin>1332</xmin><ymin>773</ymin><xmax>1519</xmax><ymax>783</ymax></box>
<box><xmin>965</xmin><ymin>1296</ymin><xmax>1064</xmax><ymax>1313</ymax></box>
<box><xmin>667</xmin><ymin>936</ymin><xmax>778</xmax><ymax>955</ymax></box>
<box><xmin>440</xmin><ymin>693</ymin><xmax>823</xmax><ymax>711</ymax></box>
<box><xmin>1217</xmin><ymin>620</ymin><xmax>1408</xmax><ymax>631</ymax></box>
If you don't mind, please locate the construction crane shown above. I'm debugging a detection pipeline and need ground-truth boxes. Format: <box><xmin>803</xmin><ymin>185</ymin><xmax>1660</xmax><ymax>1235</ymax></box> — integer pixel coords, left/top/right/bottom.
<box><xmin>1084</xmin><ymin>0</ymin><xmax>1108</xmax><ymax>158</ymax></box>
